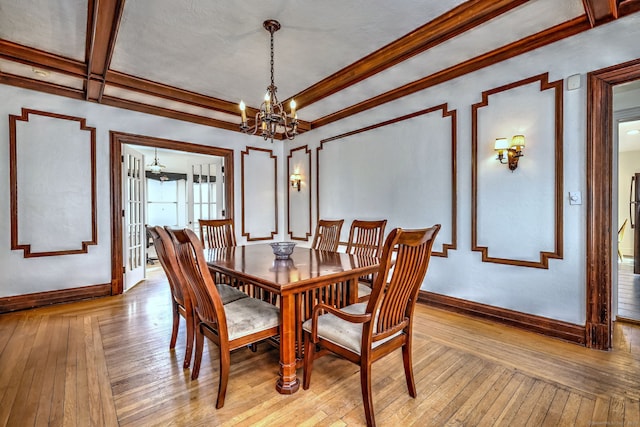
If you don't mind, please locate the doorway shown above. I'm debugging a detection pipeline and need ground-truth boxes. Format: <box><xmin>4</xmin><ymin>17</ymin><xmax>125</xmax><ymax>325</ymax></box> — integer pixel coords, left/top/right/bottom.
<box><xmin>110</xmin><ymin>132</ymin><xmax>234</xmax><ymax>295</ymax></box>
<box><xmin>586</xmin><ymin>57</ymin><xmax>640</xmax><ymax>350</ymax></box>
<box><xmin>615</xmin><ymin>101</ymin><xmax>640</xmax><ymax>322</ymax></box>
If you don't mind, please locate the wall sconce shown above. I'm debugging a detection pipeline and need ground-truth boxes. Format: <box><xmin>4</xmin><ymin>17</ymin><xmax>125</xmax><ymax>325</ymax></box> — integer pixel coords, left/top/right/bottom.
<box><xmin>494</xmin><ymin>134</ymin><xmax>525</xmax><ymax>171</ymax></box>
<box><xmin>290</xmin><ymin>173</ymin><xmax>302</xmax><ymax>191</ymax></box>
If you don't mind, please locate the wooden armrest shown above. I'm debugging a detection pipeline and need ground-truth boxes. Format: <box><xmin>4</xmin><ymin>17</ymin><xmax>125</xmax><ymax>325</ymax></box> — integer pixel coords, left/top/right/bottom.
<box><xmin>310</xmin><ymin>302</ymin><xmax>371</xmax><ymax>343</ymax></box>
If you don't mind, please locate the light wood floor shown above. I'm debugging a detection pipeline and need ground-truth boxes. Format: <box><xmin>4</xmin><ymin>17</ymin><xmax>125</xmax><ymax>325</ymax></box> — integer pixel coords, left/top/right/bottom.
<box><xmin>2</xmin><ymin>268</ymin><xmax>640</xmax><ymax>426</ymax></box>
<box><xmin>618</xmin><ymin>258</ymin><xmax>640</xmax><ymax>321</ymax></box>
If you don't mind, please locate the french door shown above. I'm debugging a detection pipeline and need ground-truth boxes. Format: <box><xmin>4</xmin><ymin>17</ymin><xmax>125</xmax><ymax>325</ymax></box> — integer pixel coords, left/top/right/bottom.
<box><xmin>122</xmin><ymin>145</ymin><xmax>146</xmax><ymax>291</ymax></box>
<box><xmin>188</xmin><ymin>160</ymin><xmax>226</xmax><ymax>237</ymax></box>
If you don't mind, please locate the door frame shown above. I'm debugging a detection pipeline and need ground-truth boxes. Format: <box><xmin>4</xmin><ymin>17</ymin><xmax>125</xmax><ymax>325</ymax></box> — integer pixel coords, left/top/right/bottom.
<box><xmin>586</xmin><ymin>57</ymin><xmax>640</xmax><ymax>349</ymax></box>
<box><xmin>110</xmin><ymin>131</ymin><xmax>234</xmax><ymax>294</ymax></box>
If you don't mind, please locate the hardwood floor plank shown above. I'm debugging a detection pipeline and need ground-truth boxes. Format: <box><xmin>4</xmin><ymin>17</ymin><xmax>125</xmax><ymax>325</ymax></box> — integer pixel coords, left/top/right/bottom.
<box><xmin>625</xmin><ymin>396</ymin><xmax>640</xmax><ymax>427</ymax></box>
<box><xmin>574</xmin><ymin>395</ymin><xmax>596</xmax><ymax>426</ymax></box>
<box><xmin>48</xmin><ymin>316</ymin><xmax>70</xmax><ymax>427</ymax></box>
<box><xmin>591</xmin><ymin>396</ymin><xmax>612</xmax><ymax>425</ymax></box>
<box><xmin>608</xmin><ymin>395</ymin><xmax>626</xmax><ymax>425</ymax></box>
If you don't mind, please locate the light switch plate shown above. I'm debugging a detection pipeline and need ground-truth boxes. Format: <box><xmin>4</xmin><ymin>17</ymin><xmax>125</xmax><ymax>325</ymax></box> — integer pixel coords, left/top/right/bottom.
<box><xmin>567</xmin><ymin>74</ymin><xmax>581</xmax><ymax>90</ymax></box>
<box><xmin>569</xmin><ymin>191</ymin><xmax>582</xmax><ymax>205</ymax></box>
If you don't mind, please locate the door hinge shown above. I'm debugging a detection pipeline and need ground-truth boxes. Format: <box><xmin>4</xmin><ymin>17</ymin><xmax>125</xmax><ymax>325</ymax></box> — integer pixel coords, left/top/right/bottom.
<box><xmin>121</xmin><ymin>155</ymin><xmax>124</xmax><ymax>163</ymax></box>
<box><xmin>122</xmin><ymin>266</ymin><xmax>126</xmax><ymax>274</ymax></box>
<box><xmin>122</xmin><ymin>209</ymin><xmax>125</xmax><ymax>217</ymax></box>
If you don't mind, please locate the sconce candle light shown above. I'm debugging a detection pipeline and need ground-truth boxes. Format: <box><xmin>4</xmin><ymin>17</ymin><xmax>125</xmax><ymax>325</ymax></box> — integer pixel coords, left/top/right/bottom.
<box><xmin>494</xmin><ymin>134</ymin><xmax>525</xmax><ymax>171</ymax></box>
<box><xmin>290</xmin><ymin>173</ymin><xmax>302</xmax><ymax>191</ymax></box>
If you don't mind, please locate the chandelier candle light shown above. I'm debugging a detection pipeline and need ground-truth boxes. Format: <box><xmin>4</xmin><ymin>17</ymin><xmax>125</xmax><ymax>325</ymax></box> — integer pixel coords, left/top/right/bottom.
<box><xmin>239</xmin><ymin>20</ymin><xmax>298</xmax><ymax>142</ymax></box>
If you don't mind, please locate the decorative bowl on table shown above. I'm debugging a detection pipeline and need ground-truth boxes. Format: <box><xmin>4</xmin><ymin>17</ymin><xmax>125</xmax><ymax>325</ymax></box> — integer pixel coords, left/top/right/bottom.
<box><xmin>270</xmin><ymin>242</ymin><xmax>296</xmax><ymax>259</ymax></box>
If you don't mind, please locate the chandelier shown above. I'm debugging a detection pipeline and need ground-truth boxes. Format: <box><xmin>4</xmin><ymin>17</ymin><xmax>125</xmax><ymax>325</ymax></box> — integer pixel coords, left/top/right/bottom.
<box><xmin>147</xmin><ymin>148</ymin><xmax>166</xmax><ymax>174</ymax></box>
<box><xmin>239</xmin><ymin>20</ymin><xmax>298</xmax><ymax>142</ymax></box>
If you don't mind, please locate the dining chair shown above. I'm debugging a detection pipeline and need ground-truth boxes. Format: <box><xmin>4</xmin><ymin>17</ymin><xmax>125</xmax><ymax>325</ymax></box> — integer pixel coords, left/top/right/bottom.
<box><xmin>311</xmin><ymin>219</ymin><xmax>344</xmax><ymax>252</ymax></box>
<box><xmin>618</xmin><ymin>218</ymin><xmax>628</xmax><ymax>262</ymax></box>
<box><xmin>345</xmin><ymin>219</ymin><xmax>387</xmax><ymax>301</ymax></box>
<box><xmin>148</xmin><ymin>226</ymin><xmax>196</xmax><ymax>369</ymax></box>
<box><xmin>167</xmin><ymin>227</ymin><xmax>280</xmax><ymax>409</ymax></box>
<box><xmin>199</xmin><ymin>218</ymin><xmax>236</xmax><ymax>249</ymax></box>
<box><xmin>149</xmin><ymin>226</ymin><xmax>250</xmax><ymax>370</ymax></box>
<box><xmin>302</xmin><ymin>225</ymin><xmax>441</xmax><ymax>427</ymax></box>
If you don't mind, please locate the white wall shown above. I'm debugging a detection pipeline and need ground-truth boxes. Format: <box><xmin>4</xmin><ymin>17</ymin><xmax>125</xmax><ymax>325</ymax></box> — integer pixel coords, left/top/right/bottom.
<box><xmin>0</xmin><ymin>86</ymin><xmax>284</xmax><ymax>297</ymax></box>
<box><xmin>288</xmin><ymin>13</ymin><xmax>640</xmax><ymax>325</ymax></box>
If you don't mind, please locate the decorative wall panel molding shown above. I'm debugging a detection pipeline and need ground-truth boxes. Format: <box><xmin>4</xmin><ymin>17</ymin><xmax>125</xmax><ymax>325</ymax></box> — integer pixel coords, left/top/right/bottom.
<box><xmin>9</xmin><ymin>109</ymin><xmax>97</xmax><ymax>257</ymax></box>
<box><xmin>317</xmin><ymin>104</ymin><xmax>457</xmax><ymax>257</ymax></box>
<box><xmin>241</xmin><ymin>146</ymin><xmax>278</xmax><ymax>241</ymax></box>
<box><xmin>471</xmin><ymin>73</ymin><xmax>563</xmax><ymax>268</ymax></box>
<box><xmin>287</xmin><ymin>145</ymin><xmax>312</xmax><ymax>241</ymax></box>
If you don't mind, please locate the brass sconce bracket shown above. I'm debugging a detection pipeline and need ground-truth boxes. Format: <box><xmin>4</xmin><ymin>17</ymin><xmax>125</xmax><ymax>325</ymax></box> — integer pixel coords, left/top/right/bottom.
<box><xmin>290</xmin><ymin>173</ymin><xmax>302</xmax><ymax>191</ymax></box>
<box><xmin>495</xmin><ymin>135</ymin><xmax>525</xmax><ymax>171</ymax></box>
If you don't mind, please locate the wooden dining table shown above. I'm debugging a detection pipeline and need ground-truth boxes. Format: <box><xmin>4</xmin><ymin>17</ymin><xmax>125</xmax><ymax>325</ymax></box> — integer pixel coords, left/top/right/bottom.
<box><xmin>205</xmin><ymin>243</ymin><xmax>378</xmax><ymax>394</ymax></box>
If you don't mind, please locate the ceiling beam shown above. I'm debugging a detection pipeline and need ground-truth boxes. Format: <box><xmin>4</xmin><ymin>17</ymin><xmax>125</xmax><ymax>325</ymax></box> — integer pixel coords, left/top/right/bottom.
<box><xmin>85</xmin><ymin>0</ymin><xmax>126</xmax><ymax>102</ymax></box>
<box><xmin>284</xmin><ymin>0</ymin><xmax>530</xmax><ymax>110</ymax></box>
<box><xmin>582</xmin><ymin>0</ymin><xmax>618</xmax><ymax>27</ymax></box>
<box><xmin>312</xmin><ymin>16</ymin><xmax>592</xmax><ymax>129</ymax></box>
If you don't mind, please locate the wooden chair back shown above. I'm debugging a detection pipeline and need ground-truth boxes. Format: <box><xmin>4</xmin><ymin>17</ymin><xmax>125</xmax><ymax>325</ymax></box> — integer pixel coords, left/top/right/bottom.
<box><xmin>199</xmin><ymin>218</ymin><xmax>236</xmax><ymax>249</ymax></box>
<box><xmin>147</xmin><ymin>225</ymin><xmax>195</xmax><ymax>368</ymax></box>
<box><xmin>311</xmin><ymin>219</ymin><xmax>344</xmax><ymax>251</ymax></box>
<box><xmin>346</xmin><ymin>219</ymin><xmax>387</xmax><ymax>257</ymax></box>
<box><xmin>366</xmin><ymin>225</ymin><xmax>440</xmax><ymax>345</ymax></box>
<box><xmin>148</xmin><ymin>226</ymin><xmax>187</xmax><ymax>307</ymax></box>
<box><xmin>169</xmin><ymin>228</ymin><xmax>227</xmax><ymax>338</ymax></box>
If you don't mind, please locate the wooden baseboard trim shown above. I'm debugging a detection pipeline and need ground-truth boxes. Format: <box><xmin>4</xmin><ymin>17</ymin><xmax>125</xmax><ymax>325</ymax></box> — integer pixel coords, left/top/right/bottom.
<box><xmin>0</xmin><ymin>283</ymin><xmax>112</xmax><ymax>313</ymax></box>
<box><xmin>418</xmin><ymin>291</ymin><xmax>586</xmax><ymax>345</ymax></box>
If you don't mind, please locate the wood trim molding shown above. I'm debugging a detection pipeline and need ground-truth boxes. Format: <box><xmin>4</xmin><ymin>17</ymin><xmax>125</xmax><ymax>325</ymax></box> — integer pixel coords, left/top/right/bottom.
<box><xmin>241</xmin><ymin>146</ymin><xmax>278</xmax><ymax>241</ymax></box>
<box><xmin>586</xmin><ymin>57</ymin><xmax>640</xmax><ymax>350</ymax></box>
<box><xmin>288</xmin><ymin>0</ymin><xmax>528</xmax><ymax>110</ymax></box>
<box><xmin>0</xmin><ymin>72</ymin><xmax>85</xmax><ymax>100</ymax></box>
<box><xmin>317</xmin><ymin>103</ymin><xmax>457</xmax><ymax>257</ymax></box>
<box><xmin>9</xmin><ymin>108</ymin><xmax>97</xmax><ymax>257</ymax></box>
<box><xmin>0</xmin><ymin>283</ymin><xmax>111</xmax><ymax>313</ymax></box>
<box><xmin>0</xmin><ymin>38</ymin><xmax>87</xmax><ymax>77</ymax></box>
<box><xmin>471</xmin><ymin>73</ymin><xmax>564</xmax><ymax>268</ymax></box>
<box><xmin>418</xmin><ymin>291</ymin><xmax>586</xmax><ymax>345</ymax></box>
<box><xmin>312</xmin><ymin>17</ymin><xmax>590</xmax><ymax>129</ymax></box>
<box><xmin>287</xmin><ymin>145</ymin><xmax>312</xmax><ymax>241</ymax></box>
<box><xmin>110</xmin><ymin>131</ymin><xmax>235</xmax><ymax>294</ymax></box>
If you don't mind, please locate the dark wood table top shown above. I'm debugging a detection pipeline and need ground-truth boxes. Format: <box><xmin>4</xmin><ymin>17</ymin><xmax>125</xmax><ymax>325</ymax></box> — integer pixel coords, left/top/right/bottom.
<box><xmin>205</xmin><ymin>244</ymin><xmax>378</xmax><ymax>293</ymax></box>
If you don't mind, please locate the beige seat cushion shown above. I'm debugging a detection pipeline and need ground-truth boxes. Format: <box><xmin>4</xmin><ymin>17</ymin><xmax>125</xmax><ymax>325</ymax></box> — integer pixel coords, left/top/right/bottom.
<box><xmin>224</xmin><ymin>297</ymin><xmax>280</xmax><ymax>341</ymax></box>
<box><xmin>358</xmin><ymin>282</ymin><xmax>372</xmax><ymax>298</ymax></box>
<box><xmin>216</xmin><ymin>284</ymin><xmax>248</xmax><ymax>305</ymax></box>
<box><xmin>302</xmin><ymin>303</ymin><xmax>401</xmax><ymax>355</ymax></box>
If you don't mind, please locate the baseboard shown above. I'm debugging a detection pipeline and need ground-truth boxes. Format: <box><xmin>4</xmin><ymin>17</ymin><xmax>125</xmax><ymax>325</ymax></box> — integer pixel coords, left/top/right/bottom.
<box><xmin>418</xmin><ymin>291</ymin><xmax>586</xmax><ymax>345</ymax></box>
<box><xmin>0</xmin><ymin>283</ymin><xmax>112</xmax><ymax>313</ymax></box>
